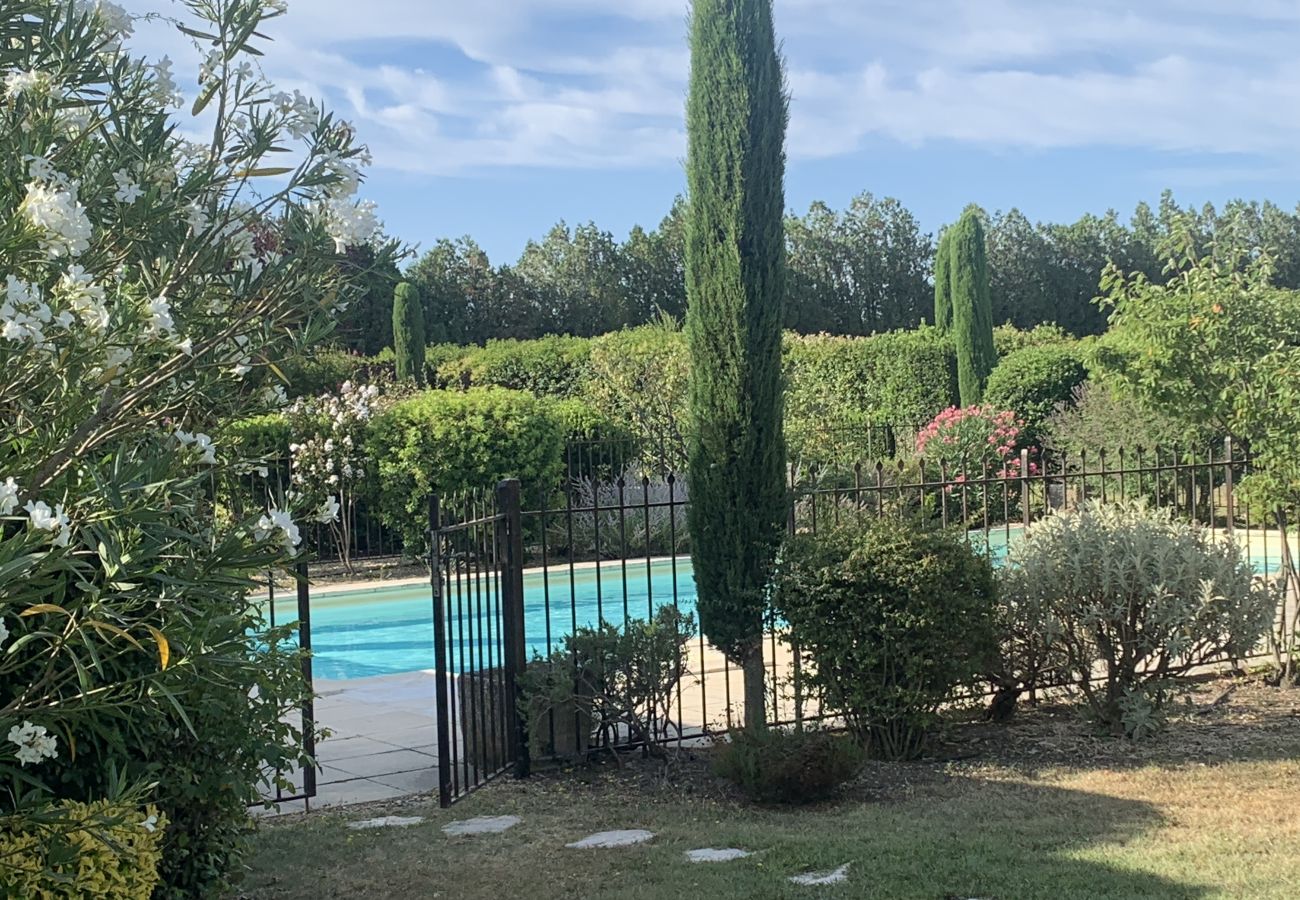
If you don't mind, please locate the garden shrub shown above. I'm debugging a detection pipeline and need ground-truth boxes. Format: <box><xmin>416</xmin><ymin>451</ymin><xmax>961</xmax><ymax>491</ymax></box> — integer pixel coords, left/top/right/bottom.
<box><xmin>222</xmin><ymin>413</ymin><xmax>294</xmax><ymax>459</ymax></box>
<box><xmin>915</xmin><ymin>405</ymin><xmax>1035</xmax><ymax>523</ymax></box>
<box><xmin>1044</xmin><ymin>382</ymin><xmax>1189</xmax><ymax>458</ymax></box>
<box><xmin>278</xmin><ymin>348</ymin><xmax>374</xmax><ymax>399</ymax></box>
<box><xmin>424</xmin><ymin>343</ymin><xmax>468</xmax><ymax>386</ymax></box>
<box><xmin>712</xmin><ymin>728</ymin><xmax>863</xmax><ymax>804</ymax></box>
<box><xmin>984</xmin><ymin>345</ymin><xmax>1088</xmax><ymax>443</ymax></box>
<box><xmin>1</xmin><ymin>3</ymin><xmax>381</xmax><ymax>897</ymax></box>
<box><xmin>0</xmin><ymin>801</ymin><xmax>166</xmax><ymax>899</ymax></box>
<box><xmin>775</xmin><ymin>518</ymin><xmax>997</xmax><ymax>759</ymax></box>
<box><xmin>1001</xmin><ymin>501</ymin><xmax>1277</xmax><ymax>737</ymax></box>
<box><xmin>368</xmin><ymin>388</ymin><xmax>568</xmax><ymax>547</ymax></box>
<box><xmin>585</xmin><ymin>322</ymin><xmax>690</xmax><ymax>471</ymax></box>
<box><xmin>520</xmin><ymin>607</ymin><xmax>695</xmax><ymax>756</ymax></box>
<box><xmin>436</xmin><ymin>335</ymin><xmax>593</xmax><ymax>398</ymax></box>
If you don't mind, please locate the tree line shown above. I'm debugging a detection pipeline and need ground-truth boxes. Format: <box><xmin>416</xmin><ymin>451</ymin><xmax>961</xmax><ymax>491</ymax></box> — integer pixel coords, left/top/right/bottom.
<box><xmin>333</xmin><ymin>192</ymin><xmax>1300</xmax><ymax>355</ymax></box>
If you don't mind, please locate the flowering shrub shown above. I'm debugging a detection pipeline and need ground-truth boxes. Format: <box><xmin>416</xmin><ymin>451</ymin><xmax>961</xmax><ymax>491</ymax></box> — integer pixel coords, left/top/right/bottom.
<box><xmin>286</xmin><ymin>380</ymin><xmax>381</xmax><ymax>569</ymax></box>
<box><xmin>916</xmin><ymin>405</ymin><xmax>1030</xmax><ymax>476</ymax></box>
<box><xmin>916</xmin><ymin>405</ymin><xmax>1035</xmax><ymax>523</ymax></box>
<box><xmin>0</xmin><ymin>1</ymin><xmax>399</xmax><ymax>895</ymax></box>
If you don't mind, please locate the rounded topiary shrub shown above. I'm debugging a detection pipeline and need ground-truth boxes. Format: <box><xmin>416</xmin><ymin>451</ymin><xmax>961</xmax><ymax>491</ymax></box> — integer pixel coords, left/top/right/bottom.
<box><xmin>1000</xmin><ymin>501</ymin><xmax>1278</xmax><ymax>737</ymax></box>
<box><xmin>712</xmin><ymin>728</ymin><xmax>863</xmax><ymax>804</ymax></box>
<box><xmin>775</xmin><ymin>518</ymin><xmax>997</xmax><ymax>760</ymax></box>
<box><xmin>984</xmin><ymin>345</ymin><xmax>1087</xmax><ymax>443</ymax></box>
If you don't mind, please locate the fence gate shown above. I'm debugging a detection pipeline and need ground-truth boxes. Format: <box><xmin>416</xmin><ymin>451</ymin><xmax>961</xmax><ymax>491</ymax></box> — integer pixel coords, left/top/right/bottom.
<box><xmin>429</xmin><ymin>479</ymin><xmax>530</xmax><ymax>807</ymax></box>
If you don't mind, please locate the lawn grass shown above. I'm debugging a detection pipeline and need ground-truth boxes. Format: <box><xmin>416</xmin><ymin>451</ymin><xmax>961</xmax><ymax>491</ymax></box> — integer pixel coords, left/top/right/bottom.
<box><xmin>240</xmin><ymin>681</ymin><xmax>1300</xmax><ymax>899</ymax></box>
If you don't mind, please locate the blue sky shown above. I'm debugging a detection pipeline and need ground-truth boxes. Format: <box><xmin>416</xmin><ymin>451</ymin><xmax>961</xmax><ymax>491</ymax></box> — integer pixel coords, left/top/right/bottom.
<box><xmin>130</xmin><ymin>0</ymin><xmax>1300</xmax><ymax>263</ymax></box>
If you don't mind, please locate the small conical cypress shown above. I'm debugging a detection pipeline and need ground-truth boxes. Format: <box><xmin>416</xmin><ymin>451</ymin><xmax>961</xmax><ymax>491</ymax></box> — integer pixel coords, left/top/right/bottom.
<box><xmin>933</xmin><ymin>229</ymin><xmax>952</xmax><ymax>331</ymax></box>
<box><xmin>950</xmin><ymin>207</ymin><xmax>995</xmax><ymax>405</ymax></box>
<box><xmin>685</xmin><ymin>0</ymin><xmax>788</xmax><ymax>732</ymax></box>
<box><xmin>392</xmin><ymin>281</ymin><xmax>426</xmax><ymax>386</ymax></box>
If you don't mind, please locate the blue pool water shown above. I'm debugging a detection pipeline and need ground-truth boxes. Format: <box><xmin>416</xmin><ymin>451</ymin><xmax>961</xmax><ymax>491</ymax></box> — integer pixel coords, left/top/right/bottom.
<box><xmin>267</xmin><ymin>528</ymin><xmax>1289</xmax><ymax>681</ymax></box>
<box><xmin>271</xmin><ymin>558</ymin><xmax>701</xmax><ymax>680</ymax></box>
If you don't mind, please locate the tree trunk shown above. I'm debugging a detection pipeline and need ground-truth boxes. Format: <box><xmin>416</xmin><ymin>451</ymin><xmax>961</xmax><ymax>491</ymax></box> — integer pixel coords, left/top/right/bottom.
<box><xmin>742</xmin><ymin>640</ymin><xmax>767</xmax><ymax>731</ymax></box>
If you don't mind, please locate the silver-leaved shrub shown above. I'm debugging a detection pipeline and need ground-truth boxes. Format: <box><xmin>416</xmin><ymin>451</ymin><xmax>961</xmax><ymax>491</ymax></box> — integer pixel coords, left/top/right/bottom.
<box><xmin>999</xmin><ymin>501</ymin><xmax>1278</xmax><ymax>737</ymax></box>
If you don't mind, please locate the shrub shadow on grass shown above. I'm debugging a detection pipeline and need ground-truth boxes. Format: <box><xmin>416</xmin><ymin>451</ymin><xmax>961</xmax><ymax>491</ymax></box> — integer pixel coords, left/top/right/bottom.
<box><xmin>241</xmin><ymin>759</ymin><xmax>1233</xmax><ymax>900</ymax></box>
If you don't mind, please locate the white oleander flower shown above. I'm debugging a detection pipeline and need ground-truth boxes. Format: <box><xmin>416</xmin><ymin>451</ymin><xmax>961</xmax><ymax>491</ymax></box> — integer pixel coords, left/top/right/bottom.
<box><xmin>112</xmin><ymin>169</ymin><xmax>143</xmax><ymax>203</ymax></box>
<box><xmin>192</xmin><ymin>432</ymin><xmax>217</xmax><ymax>465</ymax></box>
<box><xmin>6</xmin><ymin>721</ymin><xmax>58</xmax><ymax>766</ymax></box>
<box><xmin>1</xmin><ymin>276</ymin><xmax>52</xmax><ymax>346</ymax></box>
<box><xmin>0</xmin><ymin>477</ymin><xmax>19</xmax><ymax>515</ymax></box>
<box><xmin>25</xmin><ymin>500</ymin><xmax>71</xmax><ymax>547</ymax></box>
<box><xmin>314</xmin><ymin>196</ymin><xmax>380</xmax><ymax>253</ymax></box>
<box><xmin>21</xmin><ymin>180</ymin><xmax>92</xmax><ymax>257</ymax></box>
<box><xmin>58</xmin><ymin>264</ymin><xmax>110</xmax><ymax>331</ymax></box>
<box><xmin>148</xmin><ymin>56</ymin><xmax>182</xmax><ymax>108</ymax></box>
<box><xmin>3</xmin><ymin>69</ymin><xmax>54</xmax><ymax>101</ymax></box>
<box><xmin>255</xmin><ymin>507</ymin><xmax>301</xmax><ymax>555</ymax></box>
<box><xmin>145</xmin><ymin>295</ymin><xmax>174</xmax><ymax>336</ymax></box>
<box><xmin>314</xmin><ymin>496</ymin><xmax>340</xmax><ymax>524</ymax></box>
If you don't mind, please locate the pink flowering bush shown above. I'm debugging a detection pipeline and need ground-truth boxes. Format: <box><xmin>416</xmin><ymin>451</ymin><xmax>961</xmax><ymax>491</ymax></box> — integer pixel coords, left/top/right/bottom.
<box><xmin>916</xmin><ymin>406</ymin><xmax>1037</xmax><ymax>520</ymax></box>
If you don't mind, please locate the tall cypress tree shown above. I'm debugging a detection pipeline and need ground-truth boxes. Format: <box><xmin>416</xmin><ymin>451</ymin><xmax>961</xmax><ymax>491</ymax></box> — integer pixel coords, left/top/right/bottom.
<box><xmin>685</xmin><ymin>0</ymin><xmax>788</xmax><ymax>731</ymax></box>
<box><xmin>392</xmin><ymin>281</ymin><xmax>426</xmax><ymax>386</ymax></box>
<box><xmin>950</xmin><ymin>206</ymin><xmax>996</xmax><ymax>405</ymax></box>
<box><xmin>933</xmin><ymin>229</ymin><xmax>952</xmax><ymax>331</ymax></box>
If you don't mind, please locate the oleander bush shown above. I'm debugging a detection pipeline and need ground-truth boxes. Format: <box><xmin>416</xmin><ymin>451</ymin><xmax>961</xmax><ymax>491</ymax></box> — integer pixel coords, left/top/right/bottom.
<box><xmin>775</xmin><ymin>518</ymin><xmax>997</xmax><ymax>759</ymax></box>
<box><xmin>0</xmin><ymin>3</ymin><xmax>396</xmax><ymax>896</ymax></box>
<box><xmin>1000</xmin><ymin>501</ymin><xmax>1278</xmax><ymax>737</ymax></box>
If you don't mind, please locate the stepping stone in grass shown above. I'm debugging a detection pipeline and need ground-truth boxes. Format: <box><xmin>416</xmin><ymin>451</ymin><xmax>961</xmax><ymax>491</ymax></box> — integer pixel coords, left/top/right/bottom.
<box><xmin>565</xmin><ymin>829</ymin><xmax>655</xmax><ymax>849</ymax></box>
<box><xmin>348</xmin><ymin>815</ymin><xmax>424</xmax><ymax>830</ymax></box>
<box><xmin>684</xmin><ymin>848</ymin><xmax>752</xmax><ymax>863</ymax></box>
<box><xmin>789</xmin><ymin>863</ymin><xmax>850</xmax><ymax>886</ymax></box>
<box><xmin>441</xmin><ymin>815</ymin><xmax>522</xmax><ymax>836</ymax></box>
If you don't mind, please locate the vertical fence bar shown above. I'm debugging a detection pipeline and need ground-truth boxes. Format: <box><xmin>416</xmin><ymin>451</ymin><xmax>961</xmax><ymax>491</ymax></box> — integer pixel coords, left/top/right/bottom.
<box><xmin>497</xmin><ymin>479</ymin><xmax>530</xmax><ymax>779</ymax></box>
<box><xmin>295</xmin><ymin>559</ymin><xmax>316</xmax><ymax>804</ymax></box>
<box><xmin>429</xmin><ymin>495</ymin><xmax>453</xmax><ymax>808</ymax></box>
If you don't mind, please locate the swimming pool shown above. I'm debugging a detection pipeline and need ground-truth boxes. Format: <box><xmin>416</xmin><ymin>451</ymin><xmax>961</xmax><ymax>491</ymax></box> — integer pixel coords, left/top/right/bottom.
<box><xmin>267</xmin><ymin>527</ymin><xmax>1290</xmax><ymax>681</ymax></box>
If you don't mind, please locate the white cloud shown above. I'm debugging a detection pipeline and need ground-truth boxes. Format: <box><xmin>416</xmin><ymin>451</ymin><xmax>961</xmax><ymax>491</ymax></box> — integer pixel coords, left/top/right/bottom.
<box><xmin>123</xmin><ymin>0</ymin><xmax>1300</xmax><ymax>177</ymax></box>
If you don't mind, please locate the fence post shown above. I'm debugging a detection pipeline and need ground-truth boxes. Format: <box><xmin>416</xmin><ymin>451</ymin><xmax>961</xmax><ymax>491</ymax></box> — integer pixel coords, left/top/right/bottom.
<box><xmin>1223</xmin><ymin>437</ymin><xmax>1235</xmax><ymax>536</ymax></box>
<box><xmin>429</xmin><ymin>495</ymin><xmax>453</xmax><ymax>808</ymax></box>
<box><xmin>1020</xmin><ymin>448</ymin><xmax>1032</xmax><ymax>530</ymax></box>
<box><xmin>295</xmin><ymin>558</ymin><xmax>316</xmax><ymax>806</ymax></box>
<box><xmin>497</xmin><ymin>479</ymin><xmax>531</xmax><ymax>779</ymax></box>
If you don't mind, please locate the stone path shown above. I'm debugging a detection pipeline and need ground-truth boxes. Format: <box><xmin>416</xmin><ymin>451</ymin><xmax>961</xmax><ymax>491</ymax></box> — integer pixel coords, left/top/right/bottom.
<box><xmin>442</xmin><ymin>815</ymin><xmax>521</xmax><ymax>836</ymax></box>
<box><xmin>789</xmin><ymin>863</ymin><xmax>851</xmax><ymax>886</ymax></box>
<box><xmin>565</xmin><ymin>829</ymin><xmax>656</xmax><ymax>849</ymax></box>
<box><xmin>348</xmin><ymin>815</ymin><xmax>424</xmax><ymax>830</ymax></box>
<box><xmin>355</xmin><ymin>812</ymin><xmax>849</xmax><ymax>887</ymax></box>
<box><xmin>685</xmin><ymin>848</ymin><xmax>752</xmax><ymax>863</ymax></box>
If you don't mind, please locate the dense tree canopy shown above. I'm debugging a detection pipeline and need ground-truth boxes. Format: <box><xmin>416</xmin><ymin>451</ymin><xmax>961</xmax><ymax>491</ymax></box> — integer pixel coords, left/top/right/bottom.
<box><xmin>381</xmin><ymin>192</ymin><xmax>1300</xmax><ymax>353</ymax></box>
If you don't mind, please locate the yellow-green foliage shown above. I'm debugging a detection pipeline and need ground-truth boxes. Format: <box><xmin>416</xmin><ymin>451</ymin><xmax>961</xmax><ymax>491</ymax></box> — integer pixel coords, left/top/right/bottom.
<box><xmin>0</xmin><ymin>801</ymin><xmax>167</xmax><ymax>899</ymax></box>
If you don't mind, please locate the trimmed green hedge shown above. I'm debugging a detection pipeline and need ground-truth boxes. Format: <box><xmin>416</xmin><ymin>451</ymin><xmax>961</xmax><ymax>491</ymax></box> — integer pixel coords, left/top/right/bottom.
<box><xmin>221</xmin><ymin>413</ymin><xmax>292</xmax><ymax>458</ymax></box>
<box><xmin>278</xmin><ymin>348</ymin><xmax>373</xmax><ymax>399</ymax></box>
<box><xmin>993</xmin><ymin>322</ymin><xmax>1073</xmax><ymax>357</ymax></box>
<box><xmin>985</xmin><ymin>345</ymin><xmax>1088</xmax><ymax>442</ymax></box>
<box><xmin>368</xmin><ymin>388</ymin><xmax>573</xmax><ymax>547</ymax></box>
<box><xmin>784</xmin><ymin>326</ymin><xmax>957</xmax><ymax>463</ymax></box>
<box><xmin>435</xmin><ymin>336</ymin><xmax>593</xmax><ymax>397</ymax></box>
